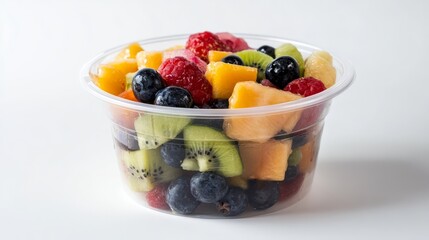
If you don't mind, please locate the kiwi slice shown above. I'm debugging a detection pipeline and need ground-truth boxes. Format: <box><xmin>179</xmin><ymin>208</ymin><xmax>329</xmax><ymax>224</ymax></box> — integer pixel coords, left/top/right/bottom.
<box><xmin>122</xmin><ymin>148</ymin><xmax>182</xmax><ymax>192</ymax></box>
<box><xmin>275</xmin><ymin>43</ymin><xmax>305</xmax><ymax>76</ymax></box>
<box><xmin>134</xmin><ymin>114</ymin><xmax>191</xmax><ymax>149</ymax></box>
<box><xmin>180</xmin><ymin>125</ymin><xmax>243</xmax><ymax>177</ymax></box>
<box><xmin>236</xmin><ymin>50</ymin><xmax>273</xmax><ymax>81</ymax></box>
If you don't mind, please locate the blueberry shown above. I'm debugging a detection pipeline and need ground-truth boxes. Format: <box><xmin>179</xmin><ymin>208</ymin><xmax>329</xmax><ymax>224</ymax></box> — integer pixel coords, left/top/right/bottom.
<box><xmin>246</xmin><ymin>180</ymin><xmax>279</xmax><ymax>210</ymax></box>
<box><xmin>132</xmin><ymin>68</ymin><xmax>165</xmax><ymax>103</ymax></box>
<box><xmin>257</xmin><ymin>45</ymin><xmax>276</xmax><ymax>58</ymax></box>
<box><xmin>154</xmin><ymin>86</ymin><xmax>193</xmax><ymax>108</ymax></box>
<box><xmin>190</xmin><ymin>172</ymin><xmax>229</xmax><ymax>203</ymax></box>
<box><xmin>216</xmin><ymin>187</ymin><xmax>248</xmax><ymax>216</ymax></box>
<box><xmin>265</xmin><ymin>56</ymin><xmax>299</xmax><ymax>89</ymax></box>
<box><xmin>160</xmin><ymin>136</ymin><xmax>185</xmax><ymax>168</ymax></box>
<box><xmin>292</xmin><ymin>133</ymin><xmax>308</xmax><ymax>149</ymax></box>
<box><xmin>221</xmin><ymin>55</ymin><xmax>244</xmax><ymax>66</ymax></box>
<box><xmin>285</xmin><ymin>165</ymin><xmax>299</xmax><ymax>182</ymax></box>
<box><xmin>166</xmin><ymin>176</ymin><xmax>200</xmax><ymax>214</ymax></box>
<box><xmin>209</xmin><ymin>99</ymin><xmax>229</xmax><ymax>109</ymax></box>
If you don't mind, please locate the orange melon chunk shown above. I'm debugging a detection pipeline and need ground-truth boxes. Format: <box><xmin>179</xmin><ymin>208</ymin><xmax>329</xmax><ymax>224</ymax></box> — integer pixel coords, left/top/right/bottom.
<box><xmin>208</xmin><ymin>50</ymin><xmax>232</xmax><ymax>62</ymax></box>
<box><xmin>136</xmin><ymin>51</ymin><xmax>163</xmax><ymax>70</ymax></box>
<box><xmin>96</xmin><ymin>65</ymin><xmax>125</xmax><ymax>95</ymax></box>
<box><xmin>239</xmin><ymin>140</ymin><xmax>292</xmax><ymax>181</ymax></box>
<box><xmin>115</xmin><ymin>42</ymin><xmax>144</xmax><ymax>60</ymax></box>
<box><xmin>205</xmin><ymin>62</ymin><xmax>257</xmax><ymax>99</ymax></box>
<box><xmin>108</xmin><ymin>59</ymin><xmax>138</xmax><ymax>74</ymax></box>
<box><xmin>224</xmin><ymin>82</ymin><xmax>302</xmax><ymax>142</ymax></box>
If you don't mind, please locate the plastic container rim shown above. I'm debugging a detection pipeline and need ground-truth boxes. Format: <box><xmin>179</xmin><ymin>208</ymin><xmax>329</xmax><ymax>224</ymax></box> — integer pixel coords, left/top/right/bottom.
<box><xmin>80</xmin><ymin>33</ymin><xmax>355</xmax><ymax>117</ymax></box>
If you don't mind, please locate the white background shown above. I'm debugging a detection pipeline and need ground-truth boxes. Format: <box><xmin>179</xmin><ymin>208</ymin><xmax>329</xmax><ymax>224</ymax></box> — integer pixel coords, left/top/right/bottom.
<box><xmin>1</xmin><ymin>0</ymin><xmax>429</xmax><ymax>239</ymax></box>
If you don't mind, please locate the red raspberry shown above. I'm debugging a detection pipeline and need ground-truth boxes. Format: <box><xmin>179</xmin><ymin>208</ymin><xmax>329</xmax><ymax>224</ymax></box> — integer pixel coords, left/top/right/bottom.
<box><xmin>158</xmin><ymin>57</ymin><xmax>212</xmax><ymax>106</ymax></box>
<box><xmin>284</xmin><ymin>77</ymin><xmax>326</xmax><ymax>97</ymax></box>
<box><xmin>284</xmin><ymin>77</ymin><xmax>327</xmax><ymax>130</ymax></box>
<box><xmin>185</xmin><ymin>31</ymin><xmax>230</xmax><ymax>62</ymax></box>
<box><xmin>146</xmin><ymin>184</ymin><xmax>170</xmax><ymax>210</ymax></box>
<box><xmin>279</xmin><ymin>174</ymin><xmax>305</xmax><ymax>201</ymax></box>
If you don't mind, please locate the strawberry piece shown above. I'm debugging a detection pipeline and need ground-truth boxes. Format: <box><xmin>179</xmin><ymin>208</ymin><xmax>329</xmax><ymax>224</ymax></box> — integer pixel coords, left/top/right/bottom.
<box><xmin>284</xmin><ymin>77</ymin><xmax>326</xmax><ymax>97</ymax></box>
<box><xmin>146</xmin><ymin>184</ymin><xmax>170</xmax><ymax>210</ymax></box>
<box><xmin>284</xmin><ymin>77</ymin><xmax>327</xmax><ymax>130</ymax></box>
<box><xmin>216</xmin><ymin>32</ymin><xmax>251</xmax><ymax>52</ymax></box>
<box><xmin>185</xmin><ymin>31</ymin><xmax>230</xmax><ymax>62</ymax></box>
<box><xmin>158</xmin><ymin>57</ymin><xmax>212</xmax><ymax>106</ymax></box>
<box><xmin>279</xmin><ymin>174</ymin><xmax>305</xmax><ymax>201</ymax></box>
<box><xmin>163</xmin><ymin>49</ymin><xmax>207</xmax><ymax>73</ymax></box>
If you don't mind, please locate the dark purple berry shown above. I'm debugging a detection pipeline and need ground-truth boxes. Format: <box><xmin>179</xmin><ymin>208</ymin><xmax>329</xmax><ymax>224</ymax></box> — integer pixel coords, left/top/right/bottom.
<box><xmin>221</xmin><ymin>55</ymin><xmax>244</xmax><ymax>66</ymax></box>
<box><xmin>160</xmin><ymin>135</ymin><xmax>185</xmax><ymax>168</ymax></box>
<box><xmin>216</xmin><ymin>187</ymin><xmax>248</xmax><ymax>216</ymax></box>
<box><xmin>210</xmin><ymin>99</ymin><xmax>229</xmax><ymax>109</ymax></box>
<box><xmin>166</xmin><ymin>176</ymin><xmax>200</xmax><ymax>214</ymax></box>
<box><xmin>285</xmin><ymin>165</ymin><xmax>299</xmax><ymax>182</ymax></box>
<box><xmin>265</xmin><ymin>56</ymin><xmax>299</xmax><ymax>89</ymax></box>
<box><xmin>132</xmin><ymin>68</ymin><xmax>165</xmax><ymax>103</ymax></box>
<box><xmin>154</xmin><ymin>86</ymin><xmax>193</xmax><ymax>108</ymax></box>
<box><xmin>246</xmin><ymin>180</ymin><xmax>279</xmax><ymax>210</ymax></box>
<box><xmin>257</xmin><ymin>45</ymin><xmax>276</xmax><ymax>58</ymax></box>
<box><xmin>190</xmin><ymin>172</ymin><xmax>228</xmax><ymax>203</ymax></box>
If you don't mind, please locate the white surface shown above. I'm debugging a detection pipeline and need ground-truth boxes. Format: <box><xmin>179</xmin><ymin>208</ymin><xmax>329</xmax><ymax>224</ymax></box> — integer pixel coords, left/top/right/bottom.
<box><xmin>1</xmin><ymin>0</ymin><xmax>429</xmax><ymax>239</ymax></box>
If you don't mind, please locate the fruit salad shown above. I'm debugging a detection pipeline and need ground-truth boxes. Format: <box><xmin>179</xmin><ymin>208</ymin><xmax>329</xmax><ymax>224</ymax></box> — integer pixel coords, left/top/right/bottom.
<box><xmin>94</xmin><ymin>31</ymin><xmax>337</xmax><ymax>217</ymax></box>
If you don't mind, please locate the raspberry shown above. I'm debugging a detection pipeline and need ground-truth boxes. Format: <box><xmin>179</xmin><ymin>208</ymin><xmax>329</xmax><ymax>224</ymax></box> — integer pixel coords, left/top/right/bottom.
<box><xmin>284</xmin><ymin>77</ymin><xmax>326</xmax><ymax>97</ymax></box>
<box><xmin>146</xmin><ymin>184</ymin><xmax>170</xmax><ymax>210</ymax></box>
<box><xmin>284</xmin><ymin>77</ymin><xmax>327</xmax><ymax>130</ymax></box>
<box><xmin>185</xmin><ymin>31</ymin><xmax>230</xmax><ymax>62</ymax></box>
<box><xmin>279</xmin><ymin>174</ymin><xmax>305</xmax><ymax>201</ymax></box>
<box><xmin>158</xmin><ymin>57</ymin><xmax>212</xmax><ymax>106</ymax></box>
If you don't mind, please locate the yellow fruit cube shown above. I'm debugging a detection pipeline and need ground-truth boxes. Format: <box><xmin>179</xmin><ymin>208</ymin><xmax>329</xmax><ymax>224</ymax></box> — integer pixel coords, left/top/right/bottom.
<box><xmin>96</xmin><ymin>65</ymin><xmax>126</xmax><ymax>95</ymax></box>
<box><xmin>136</xmin><ymin>51</ymin><xmax>163</xmax><ymax>70</ymax></box>
<box><xmin>224</xmin><ymin>82</ymin><xmax>302</xmax><ymax>142</ymax></box>
<box><xmin>208</xmin><ymin>50</ymin><xmax>232</xmax><ymax>63</ymax></box>
<box><xmin>205</xmin><ymin>62</ymin><xmax>257</xmax><ymax>99</ymax></box>
<box><xmin>115</xmin><ymin>42</ymin><xmax>144</xmax><ymax>60</ymax></box>
<box><xmin>108</xmin><ymin>59</ymin><xmax>138</xmax><ymax>74</ymax></box>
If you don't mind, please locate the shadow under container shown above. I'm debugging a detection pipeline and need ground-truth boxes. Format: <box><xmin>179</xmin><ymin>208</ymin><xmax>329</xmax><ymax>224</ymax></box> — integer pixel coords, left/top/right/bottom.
<box><xmin>81</xmin><ymin>34</ymin><xmax>355</xmax><ymax>218</ymax></box>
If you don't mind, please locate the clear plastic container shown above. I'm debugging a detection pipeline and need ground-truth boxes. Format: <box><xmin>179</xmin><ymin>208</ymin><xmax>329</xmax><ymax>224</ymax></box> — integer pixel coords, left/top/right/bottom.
<box><xmin>80</xmin><ymin>34</ymin><xmax>355</xmax><ymax>218</ymax></box>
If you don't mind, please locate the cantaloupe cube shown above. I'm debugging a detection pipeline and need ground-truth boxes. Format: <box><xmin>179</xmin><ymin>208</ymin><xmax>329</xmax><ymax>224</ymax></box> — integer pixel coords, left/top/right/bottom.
<box><xmin>239</xmin><ymin>140</ymin><xmax>292</xmax><ymax>181</ymax></box>
<box><xmin>136</xmin><ymin>51</ymin><xmax>163</xmax><ymax>70</ymax></box>
<box><xmin>96</xmin><ymin>65</ymin><xmax>125</xmax><ymax>95</ymax></box>
<box><xmin>224</xmin><ymin>82</ymin><xmax>302</xmax><ymax>142</ymax></box>
<box><xmin>205</xmin><ymin>62</ymin><xmax>257</xmax><ymax>99</ymax></box>
<box><xmin>208</xmin><ymin>50</ymin><xmax>232</xmax><ymax>62</ymax></box>
<box><xmin>108</xmin><ymin>59</ymin><xmax>138</xmax><ymax>74</ymax></box>
<box><xmin>115</xmin><ymin>42</ymin><xmax>144</xmax><ymax>60</ymax></box>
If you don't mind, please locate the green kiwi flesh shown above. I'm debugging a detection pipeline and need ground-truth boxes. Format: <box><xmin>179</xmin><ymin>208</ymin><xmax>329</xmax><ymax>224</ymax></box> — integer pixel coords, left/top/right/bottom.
<box><xmin>134</xmin><ymin>114</ymin><xmax>191</xmax><ymax>149</ymax></box>
<box><xmin>181</xmin><ymin>125</ymin><xmax>243</xmax><ymax>177</ymax></box>
<box><xmin>122</xmin><ymin>148</ymin><xmax>182</xmax><ymax>192</ymax></box>
<box><xmin>236</xmin><ymin>50</ymin><xmax>273</xmax><ymax>82</ymax></box>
